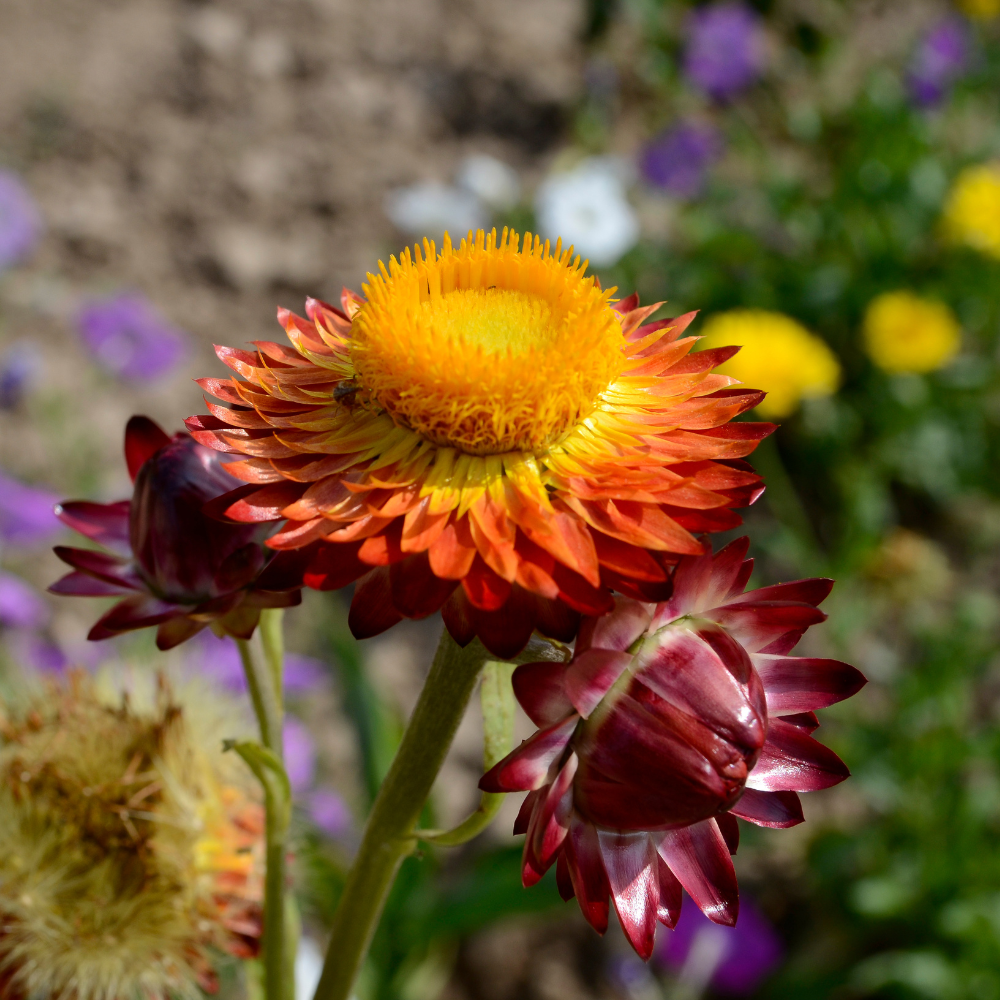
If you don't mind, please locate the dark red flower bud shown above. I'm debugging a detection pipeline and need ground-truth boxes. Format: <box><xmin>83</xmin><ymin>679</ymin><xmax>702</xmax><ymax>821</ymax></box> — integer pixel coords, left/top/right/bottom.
<box><xmin>481</xmin><ymin>538</ymin><xmax>866</xmax><ymax>960</ymax></box>
<box><xmin>50</xmin><ymin>416</ymin><xmax>304</xmax><ymax>649</ymax></box>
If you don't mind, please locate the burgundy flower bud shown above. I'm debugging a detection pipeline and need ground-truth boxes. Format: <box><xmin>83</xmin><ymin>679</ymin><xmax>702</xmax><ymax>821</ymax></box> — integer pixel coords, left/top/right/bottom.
<box><xmin>481</xmin><ymin>538</ymin><xmax>865</xmax><ymax>960</ymax></box>
<box><xmin>50</xmin><ymin>416</ymin><xmax>305</xmax><ymax>649</ymax></box>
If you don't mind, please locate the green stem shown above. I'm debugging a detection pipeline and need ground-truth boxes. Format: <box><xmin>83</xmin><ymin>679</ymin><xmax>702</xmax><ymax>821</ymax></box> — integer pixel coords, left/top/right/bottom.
<box><xmin>237</xmin><ymin>629</ymin><xmax>288</xmax><ymax>1000</ymax></box>
<box><xmin>312</xmin><ymin>630</ymin><xmax>489</xmax><ymax>1000</ymax></box>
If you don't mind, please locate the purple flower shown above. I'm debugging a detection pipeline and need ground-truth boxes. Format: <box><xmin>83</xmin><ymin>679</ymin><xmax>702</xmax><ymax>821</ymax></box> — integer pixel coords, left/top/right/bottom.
<box><xmin>908</xmin><ymin>17</ymin><xmax>970</xmax><ymax>107</ymax></box>
<box><xmin>684</xmin><ymin>3</ymin><xmax>765</xmax><ymax>100</ymax></box>
<box><xmin>0</xmin><ymin>471</ymin><xmax>62</xmax><ymax>546</ymax></box>
<box><xmin>0</xmin><ymin>571</ymin><xmax>49</xmax><ymax>629</ymax></box>
<box><xmin>190</xmin><ymin>631</ymin><xmax>326</xmax><ymax>694</ymax></box>
<box><xmin>309</xmin><ymin>789</ymin><xmax>351</xmax><ymax>838</ymax></box>
<box><xmin>0</xmin><ymin>341</ymin><xmax>41</xmax><ymax>410</ymax></box>
<box><xmin>656</xmin><ymin>894</ymin><xmax>782</xmax><ymax>994</ymax></box>
<box><xmin>0</xmin><ymin>171</ymin><xmax>42</xmax><ymax>271</ymax></box>
<box><xmin>77</xmin><ymin>294</ymin><xmax>188</xmax><ymax>381</ymax></box>
<box><xmin>283</xmin><ymin>715</ymin><xmax>316</xmax><ymax>794</ymax></box>
<box><xmin>6</xmin><ymin>631</ymin><xmax>67</xmax><ymax>674</ymax></box>
<box><xmin>640</xmin><ymin>122</ymin><xmax>724</xmax><ymax>199</ymax></box>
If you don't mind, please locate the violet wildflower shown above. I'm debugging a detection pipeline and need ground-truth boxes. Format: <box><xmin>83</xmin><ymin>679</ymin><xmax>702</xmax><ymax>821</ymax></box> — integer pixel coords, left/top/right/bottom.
<box><xmin>684</xmin><ymin>3</ymin><xmax>765</xmax><ymax>100</ymax></box>
<box><xmin>0</xmin><ymin>470</ymin><xmax>62</xmax><ymax>546</ymax></box>
<box><xmin>0</xmin><ymin>341</ymin><xmax>40</xmax><ymax>410</ymax></box>
<box><xmin>657</xmin><ymin>895</ymin><xmax>782</xmax><ymax>994</ymax></box>
<box><xmin>77</xmin><ymin>293</ymin><xmax>188</xmax><ymax>381</ymax></box>
<box><xmin>309</xmin><ymin>789</ymin><xmax>352</xmax><ymax>838</ymax></box>
<box><xmin>191</xmin><ymin>630</ymin><xmax>326</xmax><ymax>693</ymax></box>
<box><xmin>283</xmin><ymin>714</ymin><xmax>317</xmax><ymax>794</ymax></box>
<box><xmin>0</xmin><ymin>570</ymin><xmax>48</xmax><ymax>629</ymax></box>
<box><xmin>0</xmin><ymin>170</ymin><xmax>42</xmax><ymax>271</ymax></box>
<box><xmin>640</xmin><ymin>122</ymin><xmax>724</xmax><ymax>199</ymax></box>
<box><xmin>908</xmin><ymin>17</ymin><xmax>971</xmax><ymax>107</ymax></box>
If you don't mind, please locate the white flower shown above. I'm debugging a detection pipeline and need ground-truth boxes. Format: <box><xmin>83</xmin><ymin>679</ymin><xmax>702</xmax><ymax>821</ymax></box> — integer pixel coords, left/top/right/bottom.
<box><xmin>455</xmin><ymin>154</ymin><xmax>521</xmax><ymax>210</ymax></box>
<box><xmin>384</xmin><ymin>182</ymin><xmax>487</xmax><ymax>240</ymax></box>
<box><xmin>534</xmin><ymin>158</ymin><xmax>640</xmax><ymax>268</ymax></box>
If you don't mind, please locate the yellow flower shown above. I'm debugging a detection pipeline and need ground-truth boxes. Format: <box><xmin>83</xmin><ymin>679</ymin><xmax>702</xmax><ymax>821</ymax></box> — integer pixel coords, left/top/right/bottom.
<box><xmin>956</xmin><ymin>0</ymin><xmax>999</xmax><ymax>19</ymax></box>
<box><xmin>0</xmin><ymin>671</ymin><xmax>263</xmax><ymax>1000</ymax></box>
<box><xmin>942</xmin><ymin>164</ymin><xmax>1000</xmax><ymax>258</ymax></box>
<box><xmin>697</xmin><ymin>309</ymin><xmax>841</xmax><ymax>419</ymax></box>
<box><xmin>862</xmin><ymin>291</ymin><xmax>961</xmax><ymax>374</ymax></box>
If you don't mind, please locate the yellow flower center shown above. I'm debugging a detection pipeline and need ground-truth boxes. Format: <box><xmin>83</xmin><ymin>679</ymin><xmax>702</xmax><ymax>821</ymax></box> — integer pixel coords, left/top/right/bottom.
<box><xmin>351</xmin><ymin>229</ymin><xmax>623</xmax><ymax>455</ymax></box>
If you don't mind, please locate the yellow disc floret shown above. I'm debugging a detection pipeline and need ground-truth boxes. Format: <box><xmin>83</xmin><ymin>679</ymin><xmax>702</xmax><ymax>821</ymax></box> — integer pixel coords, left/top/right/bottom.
<box><xmin>351</xmin><ymin>229</ymin><xmax>623</xmax><ymax>455</ymax></box>
<box><xmin>862</xmin><ymin>291</ymin><xmax>961</xmax><ymax>374</ymax></box>
<box><xmin>698</xmin><ymin>309</ymin><xmax>841</xmax><ymax>419</ymax></box>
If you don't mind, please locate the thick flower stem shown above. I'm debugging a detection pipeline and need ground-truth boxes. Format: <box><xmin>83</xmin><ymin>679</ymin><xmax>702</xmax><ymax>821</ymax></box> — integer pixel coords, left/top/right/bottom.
<box><xmin>237</xmin><ymin>625</ymin><xmax>288</xmax><ymax>1000</ymax></box>
<box><xmin>312</xmin><ymin>630</ymin><xmax>489</xmax><ymax>1000</ymax></box>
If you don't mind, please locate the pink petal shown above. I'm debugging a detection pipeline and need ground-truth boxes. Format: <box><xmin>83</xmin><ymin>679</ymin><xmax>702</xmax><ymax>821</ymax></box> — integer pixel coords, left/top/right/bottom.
<box><xmin>512</xmin><ymin>660</ymin><xmax>573</xmax><ymax>727</ymax></box>
<box><xmin>598</xmin><ymin>830</ymin><xmax>660</xmax><ymax>960</ymax></box>
<box><xmin>577</xmin><ymin>596</ymin><xmax>653</xmax><ymax>653</ymax></box>
<box><xmin>658</xmin><ymin>818</ymin><xmax>738</xmax><ymax>926</ymax></box>
<box><xmin>565</xmin><ymin>817</ymin><xmax>610</xmax><ymax>934</ymax></box>
<box><xmin>54</xmin><ymin>500</ymin><xmax>131</xmax><ymax>554</ymax></box>
<box><xmin>706</xmin><ymin>601</ymin><xmax>827</xmax><ymax>653</ymax></box>
<box><xmin>556</xmin><ymin>851</ymin><xmax>575</xmax><ymax>901</ymax></box>
<box><xmin>53</xmin><ymin>546</ymin><xmax>142</xmax><ymax>590</ymax></box>
<box><xmin>513</xmin><ymin>789</ymin><xmax>541</xmax><ymax>836</ymax></box>
<box><xmin>479</xmin><ymin>715</ymin><xmax>577</xmax><ymax>793</ymax></box>
<box><xmin>650</xmin><ymin>538</ymin><xmax>750</xmax><ymax>628</ymax></box>
<box><xmin>633</xmin><ymin>626</ymin><xmax>765</xmax><ymax>751</ymax></box>
<box><xmin>124</xmin><ymin>415</ymin><xmax>171</xmax><ymax>481</ymax></box>
<box><xmin>746</xmin><ymin>718</ymin><xmax>850</xmax><ymax>792</ymax></box>
<box><xmin>715</xmin><ymin>812</ymin><xmax>740</xmax><ymax>853</ymax></box>
<box><xmin>525</xmin><ymin>753</ymin><xmax>578</xmax><ymax>878</ymax></box>
<box><xmin>49</xmin><ymin>571</ymin><xmax>135</xmax><ymax>597</ymax></box>
<box><xmin>729</xmin><ymin>788</ymin><xmax>804</xmax><ymax>828</ymax></box>
<box><xmin>656</xmin><ymin>855</ymin><xmax>683</xmax><ymax>928</ymax></box>
<box><xmin>755</xmin><ymin>654</ymin><xmax>867</xmax><ymax>714</ymax></box>
<box><xmin>727</xmin><ymin>577</ymin><xmax>833</xmax><ymax>608</ymax></box>
<box><xmin>88</xmin><ymin>593</ymin><xmax>182</xmax><ymax>640</ymax></box>
<box><xmin>564</xmin><ymin>648</ymin><xmax>634</xmax><ymax>717</ymax></box>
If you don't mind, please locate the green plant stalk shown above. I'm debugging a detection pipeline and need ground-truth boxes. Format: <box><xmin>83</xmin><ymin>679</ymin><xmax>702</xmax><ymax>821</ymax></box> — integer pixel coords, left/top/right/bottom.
<box><xmin>312</xmin><ymin>631</ymin><xmax>489</xmax><ymax>1000</ymax></box>
<box><xmin>237</xmin><ymin>617</ymin><xmax>288</xmax><ymax>1000</ymax></box>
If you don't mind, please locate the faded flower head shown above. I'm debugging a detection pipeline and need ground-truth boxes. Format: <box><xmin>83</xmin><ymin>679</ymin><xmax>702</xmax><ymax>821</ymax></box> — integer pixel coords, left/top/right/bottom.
<box><xmin>942</xmin><ymin>163</ymin><xmax>1000</xmax><ymax>259</ymax></box>
<box><xmin>640</xmin><ymin>122</ymin><xmax>724</xmax><ymax>200</ymax></box>
<box><xmin>862</xmin><ymin>291</ymin><xmax>960</xmax><ymax>374</ymax></box>
<box><xmin>684</xmin><ymin>3</ymin><xmax>765</xmax><ymax>101</ymax></box>
<box><xmin>0</xmin><ymin>171</ymin><xmax>41</xmax><ymax>272</ymax></box>
<box><xmin>698</xmin><ymin>310</ymin><xmax>841</xmax><ymax>419</ymax></box>
<box><xmin>77</xmin><ymin>293</ymin><xmax>188</xmax><ymax>382</ymax></box>
<box><xmin>51</xmin><ymin>416</ymin><xmax>303</xmax><ymax>649</ymax></box>
<box><xmin>0</xmin><ymin>670</ymin><xmax>263</xmax><ymax>999</ymax></box>
<box><xmin>908</xmin><ymin>17</ymin><xmax>970</xmax><ymax>107</ymax></box>
<box><xmin>481</xmin><ymin>539</ymin><xmax>865</xmax><ymax>959</ymax></box>
<box><xmin>189</xmin><ymin>228</ymin><xmax>772</xmax><ymax>657</ymax></box>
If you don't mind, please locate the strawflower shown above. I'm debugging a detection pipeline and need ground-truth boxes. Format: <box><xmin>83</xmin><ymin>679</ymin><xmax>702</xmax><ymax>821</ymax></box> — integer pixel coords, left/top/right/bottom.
<box><xmin>942</xmin><ymin>163</ymin><xmax>1000</xmax><ymax>258</ymax></box>
<box><xmin>698</xmin><ymin>309</ymin><xmax>841</xmax><ymax>419</ymax></box>
<box><xmin>684</xmin><ymin>3</ymin><xmax>765</xmax><ymax>101</ymax></box>
<box><xmin>480</xmin><ymin>538</ymin><xmax>865</xmax><ymax>959</ymax></box>
<box><xmin>862</xmin><ymin>291</ymin><xmax>961</xmax><ymax>374</ymax></box>
<box><xmin>0</xmin><ymin>670</ymin><xmax>263</xmax><ymax>999</ymax></box>
<box><xmin>50</xmin><ymin>415</ymin><xmax>303</xmax><ymax>649</ymax></box>
<box><xmin>189</xmin><ymin>228</ymin><xmax>771</xmax><ymax>658</ymax></box>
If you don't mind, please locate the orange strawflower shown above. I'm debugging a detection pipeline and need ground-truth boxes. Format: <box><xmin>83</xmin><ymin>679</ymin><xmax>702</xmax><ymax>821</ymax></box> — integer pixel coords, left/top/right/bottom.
<box><xmin>189</xmin><ymin>229</ymin><xmax>772</xmax><ymax>657</ymax></box>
